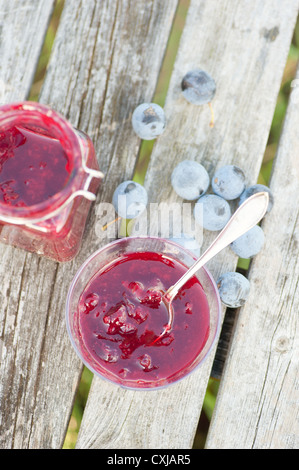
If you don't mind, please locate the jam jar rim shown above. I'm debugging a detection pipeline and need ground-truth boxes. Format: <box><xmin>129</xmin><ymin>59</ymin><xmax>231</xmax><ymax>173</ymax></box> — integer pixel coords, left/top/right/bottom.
<box><xmin>0</xmin><ymin>101</ymin><xmax>87</xmax><ymax>224</ymax></box>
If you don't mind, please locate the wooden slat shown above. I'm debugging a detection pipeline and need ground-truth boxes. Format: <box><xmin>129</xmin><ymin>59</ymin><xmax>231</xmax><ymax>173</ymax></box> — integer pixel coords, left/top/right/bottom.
<box><xmin>0</xmin><ymin>0</ymin><xmax>56</xmax><ymax>449</ymax></box>
<box><xmin>205</xmin><ymin>62</ymin><xmax>299</xmax><ymax>450</ymax></box>
<box><xmin>76</xmin><ymin>0</ymin><xmax>298</xmax><ymax>448</ymax></box>
<box><xmin>0</xmin><ymin>0</ymin><xmax>55</xmax><ymax>104</ymax></box>
<box><xmin>0</xmin><ymin>0</ymin><xmax>179</xmax><ymax>449</ymax></box>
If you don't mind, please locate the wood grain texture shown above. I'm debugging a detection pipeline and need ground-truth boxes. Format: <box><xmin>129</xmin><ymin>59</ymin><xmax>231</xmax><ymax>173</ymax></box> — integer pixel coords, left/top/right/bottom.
<box><xmin>205</xmin><ymin>63</ymin><xmax>299</xmax><ymax>450</ymax></box>
<box><xmin>0</xmin><ymin>0</ymin><xmax>179</xmax><ymax>448</ymax></box>
<box><xmin>0</xmin><ymin>0</ymin><xmax>55</xmax><ymax>104</ymax></box>
<box><xmin>76</xmin><ymin>0</ymin><xmax>298</xmax><ymax>449</ymax></box>
<box><xmin>0</xmin><ymin>0</ymin><xmax>56</xmax><ymax>449</ymax></box>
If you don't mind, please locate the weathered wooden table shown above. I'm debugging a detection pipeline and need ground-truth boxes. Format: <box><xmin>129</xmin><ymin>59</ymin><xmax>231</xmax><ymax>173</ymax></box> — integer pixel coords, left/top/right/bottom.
<box><xmin>0</xmin><ymin>0</ymin><xmax>298</xmax><ymax>450</ymax></box>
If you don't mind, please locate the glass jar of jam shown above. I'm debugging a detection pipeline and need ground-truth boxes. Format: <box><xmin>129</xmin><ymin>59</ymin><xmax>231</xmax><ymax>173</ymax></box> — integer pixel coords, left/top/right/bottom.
<box><xmin>0</xmin><ymin>101</ymin><xmax>103</xmax><ymax>262</ymax></box>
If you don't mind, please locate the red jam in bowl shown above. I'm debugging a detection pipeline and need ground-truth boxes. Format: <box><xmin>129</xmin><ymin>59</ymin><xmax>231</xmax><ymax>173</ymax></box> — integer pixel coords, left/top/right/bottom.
<box><xmin>76</xmin><ymin>251</ymin><xmax>210</xmax><ymax>388</ymax></box>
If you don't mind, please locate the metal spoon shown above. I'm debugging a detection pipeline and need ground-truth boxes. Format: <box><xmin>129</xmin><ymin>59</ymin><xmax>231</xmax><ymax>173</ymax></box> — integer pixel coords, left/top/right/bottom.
<box><xmin>153</xmin><ymin>191</ymin><xmax>269</xmax><ymax>343</ymax></box>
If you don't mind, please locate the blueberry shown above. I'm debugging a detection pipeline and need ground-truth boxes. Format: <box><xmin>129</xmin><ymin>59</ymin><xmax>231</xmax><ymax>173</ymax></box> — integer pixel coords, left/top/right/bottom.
<box><xmin>169</xmin><ymin>233</ymin><xmax>201</xmax><ymax>257</ymax></box>
<box><xmin>230</xmin><ymin>225</ymin><xmax>264</xmax><ymax>258</ymax></box>
<box><xmin>181</xmin><ymin>69</ymin><xmax>216</xmax><ymax>105</ymax></box>
<box><xmin>132</xmin><ymin>103</ymin><xmax>166</xmax><ymax>140</ymax></box>
<box><xmin>171</xmin><ymin>160</ymin><xmax>210</xmax><ymax>200</ymax></box>
<box><xmin>212</xmin><ymin>165</ymin><xmax>246</xmax><ymax>200</ymax></box>
<box><xmin>217</xmin><ymin>272</ymin><xmax>250</xmax><ymax>308</ymax></box>
<box><xmin>194</xmin><ymin>194</ymin><xmax>231</xmax><ymax>231</ymax></box>
<box><xmin>112</xmin><ymin>180</ymin><xmax>148</xmax><ymax>219</ymax></box>
<box><xmin>239</xmin><ymin>184</ymin><xmax>274</xmax><ymax>213</ymax></box>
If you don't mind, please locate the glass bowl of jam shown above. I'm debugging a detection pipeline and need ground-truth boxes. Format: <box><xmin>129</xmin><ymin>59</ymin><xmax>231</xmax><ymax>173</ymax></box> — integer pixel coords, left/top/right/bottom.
<box><xmin>66</xmin><ymin>236</ymin><xmax>221</xmax><ymax>390</ymax></box>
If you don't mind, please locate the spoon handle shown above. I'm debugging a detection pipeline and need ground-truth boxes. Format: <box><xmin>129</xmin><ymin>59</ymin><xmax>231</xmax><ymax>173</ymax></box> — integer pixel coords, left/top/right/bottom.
<box><xmin>165</xmin><ymin>191</ymin><xmax>269</xmax><ymax>301</ymax></box>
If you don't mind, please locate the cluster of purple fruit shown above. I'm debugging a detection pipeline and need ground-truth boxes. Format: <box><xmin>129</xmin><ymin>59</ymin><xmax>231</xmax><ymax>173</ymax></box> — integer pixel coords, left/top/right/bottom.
<box><xmin>111</xmin><ymin>69</ymin><xmax>273</xmax><ymax>308</ymax></box>
<box><xmin>113</xmin><ymin>69</ymin><xmax>216</xmax><ymax>219</ymax></box>
<box><xmin>171</xmin><ymin>158</ymin><xmax>273</xmax><ymax>307</ymax></box>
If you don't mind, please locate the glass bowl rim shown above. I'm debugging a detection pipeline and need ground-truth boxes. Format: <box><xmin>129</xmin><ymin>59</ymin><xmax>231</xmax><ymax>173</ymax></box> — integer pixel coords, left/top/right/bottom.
<box><xmin>65</xmin><ymin>235</ymin><xmax>222</xmax><ymax>390</ymax></box>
